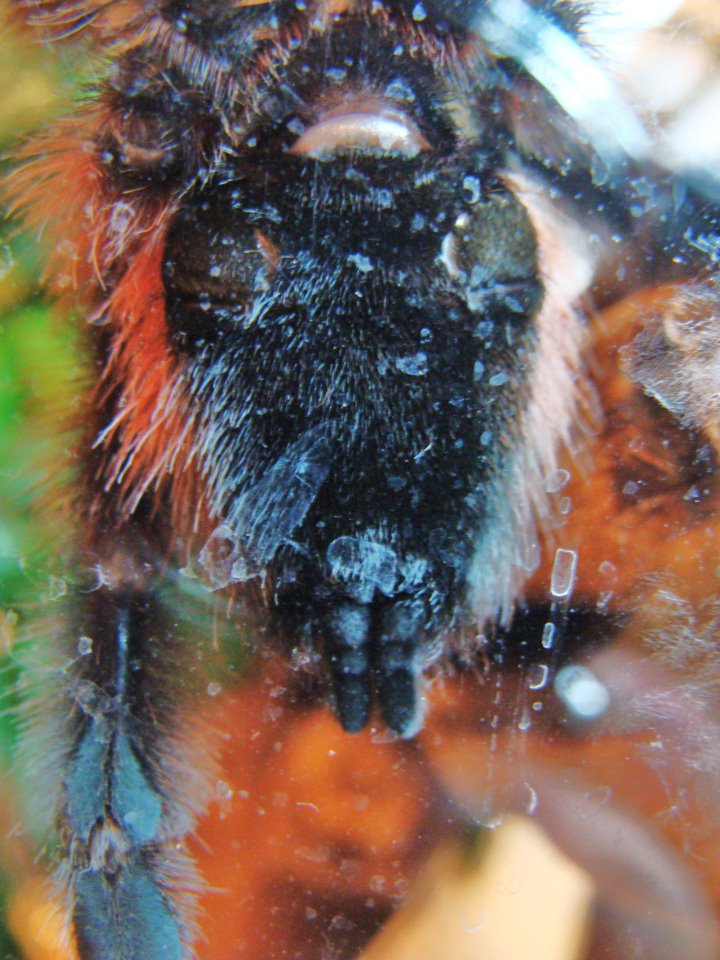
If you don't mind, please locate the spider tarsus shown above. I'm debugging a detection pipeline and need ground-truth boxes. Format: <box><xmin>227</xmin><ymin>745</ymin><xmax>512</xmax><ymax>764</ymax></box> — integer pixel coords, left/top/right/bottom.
<box><xmin>375</xmin><ymin>601</ymin><xmax>424</xmax><ymax>736</ymax></box>
<box><xmin>325</xmin><ymin>602</ymin><xmax>372</xmax><ymax>733</ymax></box>
<box><xmin>325</xmin><ymin>598</ymin><xmax>425</xmax><ymax>735</ymax></box>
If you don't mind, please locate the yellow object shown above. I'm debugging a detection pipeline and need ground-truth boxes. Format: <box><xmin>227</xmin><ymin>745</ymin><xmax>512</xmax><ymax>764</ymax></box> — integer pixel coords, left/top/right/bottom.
<box><xmin>7</xmin><ymin>880</ymin><xmax>77</xmax><ymax>960</ymax></box>
<box><xmin>361</xmin><ymin>816</ymin><xmax>594</xmax><ymax>960</ymax></box>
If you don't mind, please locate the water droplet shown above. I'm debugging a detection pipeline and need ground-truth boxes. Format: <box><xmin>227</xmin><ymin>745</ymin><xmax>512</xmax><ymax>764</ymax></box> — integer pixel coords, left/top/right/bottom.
<box><xmin>541</xmin><ymin>622</ymin><xmax>555</xmax><ymax>649</ymax></box>
<box><xmin>596</xmin><ymin>590</ymin><xmax>613</xmax><ymax>612</ymax></box>
<box><xmin>109</xmin><ymin>201</ymin><xmax>135</xmax><ymax>237</ymax></box>
<box><xmin>77</xmin><ymin>636</ymin><xmax>93</xmax><ymax>656</ymax></box>
<box><xmin>215</xmin><ymin>780</ymin><xmax>233</xmax><ymax>800</ymax></box>
<box><xmin>518</xmin><ymin>538</ymin><xmax>541</xmax><ymax>573</ymax></box>
<box><xmin>544</xmin><ymin>468</ymin><xmax>570</xmax><ymax>493</ymax></box>
<box><xmin>370</xmin><ymin>875</ymin><xmax>386</xmax><ymax>893</ymax></box>
<box><xmin>411</xmin><ymin>2</ymin><xmax>427</xmax><ymax>21</ymax></box>
<box><xmin>207</xmin><ymin>682</ymin><xmax>222</xmax><ymax>697</ymax></box>
<box><xmin>475</xmin><ymin>319</ymin><xmax>494</xmax><ymax>339</ymax></box>
<box><xmin>524</xmin><ymin>781</ymin><xmax>538</xmax><ymax>816</ymax></box>
<box><xmin>550</xmin><ymin>548</ymin><xmax>577</xmax><ymax>598</ymax></box>
<box><xmin>47</xmin><ymin>576</ymin><xmax>68</xmax><ymax>601</ymax></box>
<box><xmin>230</xmin><ymin>555</ymin><xmax>254</xmax><ymax>582</ymax></box>
<box><xmin>347</xmin><ymin>252</ymin><xmax>373</xmax><ymax>273</ymax></box>
<box><xmin>439</xmin><ymin>232</ymin><xmax>459</xmax><ymax>278</ymax></box>
<box><xmin>199</xmin><ymin>524</ymin><xmax>238</xmax><ymax>589</ymax></box>
<box><xmin>396</xmin><ymin>351</ymin><xmax>429</xmax><ymax>376</ymax></box>
<box><xmin>555</xmin><ymin>665</ymin><xmax>610</xmax><ymax>720</ymax></box>
<box><xmin>462</xmin><ymin>174</ymin><xmax>481</xmax><ymax>204</ymax></box>
<box><xmin>528</xmin><ymin>663</ymin><xmax>549</xmax><ymax>690</ymax></box>
<box><xmin>325</xmin><ymin>65</ymin><xmax>347</xmax><ymax>82</ymax></box>
<box><xmin>384</xmin><ymin>77</ymin><xmax>416</xmax><ymax>102</ymax></box>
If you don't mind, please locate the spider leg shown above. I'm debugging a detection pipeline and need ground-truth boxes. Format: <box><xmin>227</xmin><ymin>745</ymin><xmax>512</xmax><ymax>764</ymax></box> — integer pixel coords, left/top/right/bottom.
<box><xmin>375</xmin><ymin>600</ymin><xmax>426</xmax><ymax>737</ymax></box>
<box><xmin>325</xmin><ymin>602</ymin><xmax>372</xmax><ymax>733</ymax></box>
<box><xmin>55</xmin><ymin>546</ymin><xmax>205</xmax><ymax>960</ymax></box>
<box><xmin>324</xmin><ymin>597</ymin><xmax>427</xmax><ymax>737</ymax></box>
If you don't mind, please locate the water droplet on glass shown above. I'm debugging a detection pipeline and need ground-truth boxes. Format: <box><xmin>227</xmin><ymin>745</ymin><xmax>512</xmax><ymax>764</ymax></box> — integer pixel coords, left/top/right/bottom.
<box><xmin>623</xmin><ymin>479</ymin><xmax>641</xmax><ymax>497</ymax></box>
<box><xmin>411</xmin><ymin>2</ymin><xmax>427</xmax><ymax>21</ymax></box>
<box><xmin>555</xmin><ymin>665</ymin><xmax>610</xmax><ymax>720</ymax></box>
<box><xmin>541</xmin><ymin>621</ymin><xmax>555</xmax><ymax>649</ymax></box>
<box><xmin>596</xmin><ymin>590</ymin><xmax>613</xmax><ymax>612</ymax></box>
<box><xmin>286</xmin><ymin>116</ymin><xmax>306</xmax><ymax>136</ymax></box>
<box><xmin>370</xmin><ymin>875</ymin><xmax>386</xmax><ymax>893</ymax></box>
<box><xmin>230</xmin><ymin>556</ymin><xmax>254</xmax><ymax>582</ymax></box>
<box><xmin>109</xmin><ymin>201</ymin><xmax>135</xmax><ymax>238</ymax></box>
<box><xmin>47</xmin><ymin>576</ymin><xmax>68</xmax><ymax>601</ymax></box>
<box><xmin>550</xmin><ymin>548</ymin><xmax>577</xmax><ymax>598</ymax></box>
<box><xmin>545</xmin><ymin>468</ymin><xmax>570</xmax><ymax>493</ymax></box>
<box><xmin>77</xmin><ymin>636</ymin><xmax>93</xmax><ymax>656</ymax></box>
<box><xmin>207</xmin><ymin>682</ymin><xmax>222</xmax><ymax>697</ymax></box>
<box><xmin>518</xmin><ymin>538</ymin><xmax>541</xmax><ymax>573</ymax></box>
<box><xmin>462</xmin><ymin>174</ymin><xmax>481</xmax><ymax>204</ymax></box>
<box><xmin>347</xmin><ymin>252</ymin><xmax>373</xmax><ymax>273</ymax></box>
<box><xmin>325</xmin><ymin>65</ymin><xmax>347</xmax><ymax>82</ymax></box>
<box><xmin>199</xmin><ymin>524</ymin><xmax>239</xmax><ymax>589</ymax></box>
<box><xmin>528</xmin><ymin>663</ymin><xmax>549</xmax><ymax>690</ymax></box>
<box><xmin>215</xmin><ymin>780</ymin><xmax>233</xmax><ymax>801</ymax></box>
<box><xmin>384</xmin><ymin>77</ymin><xmax>416</xmax><ymax>102</ymax></box>
<box><xmin>524</xmin><ymin>781</ymin><xmax>538</xmax><ymax>816</ymax></box>
<box><xmin>396</xmin><ymin>351</ymin><xmax>429</xmax><ymax>376</ymax></box>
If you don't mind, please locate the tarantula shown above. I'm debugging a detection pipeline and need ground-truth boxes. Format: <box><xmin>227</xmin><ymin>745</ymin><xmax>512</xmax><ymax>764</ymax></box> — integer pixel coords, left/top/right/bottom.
<box><xmin>4</xmin><ymin>0</ymin><xmax>720</xmax><ymax>957</ymax></box>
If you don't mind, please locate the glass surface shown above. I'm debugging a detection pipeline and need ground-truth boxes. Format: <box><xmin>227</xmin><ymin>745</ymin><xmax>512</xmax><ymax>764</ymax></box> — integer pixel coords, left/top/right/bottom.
<box><xmin>0</xmin><ymin>3</ymin><xmax>719</xmax><ymax>960</ymax></box>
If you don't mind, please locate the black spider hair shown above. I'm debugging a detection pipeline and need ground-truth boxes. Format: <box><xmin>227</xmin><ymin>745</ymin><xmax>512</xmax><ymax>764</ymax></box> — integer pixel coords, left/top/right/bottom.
<box><xmin>389</xmin><ymin>0</ymin><xmax>592</xmax><ymax>36</ymax></box>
